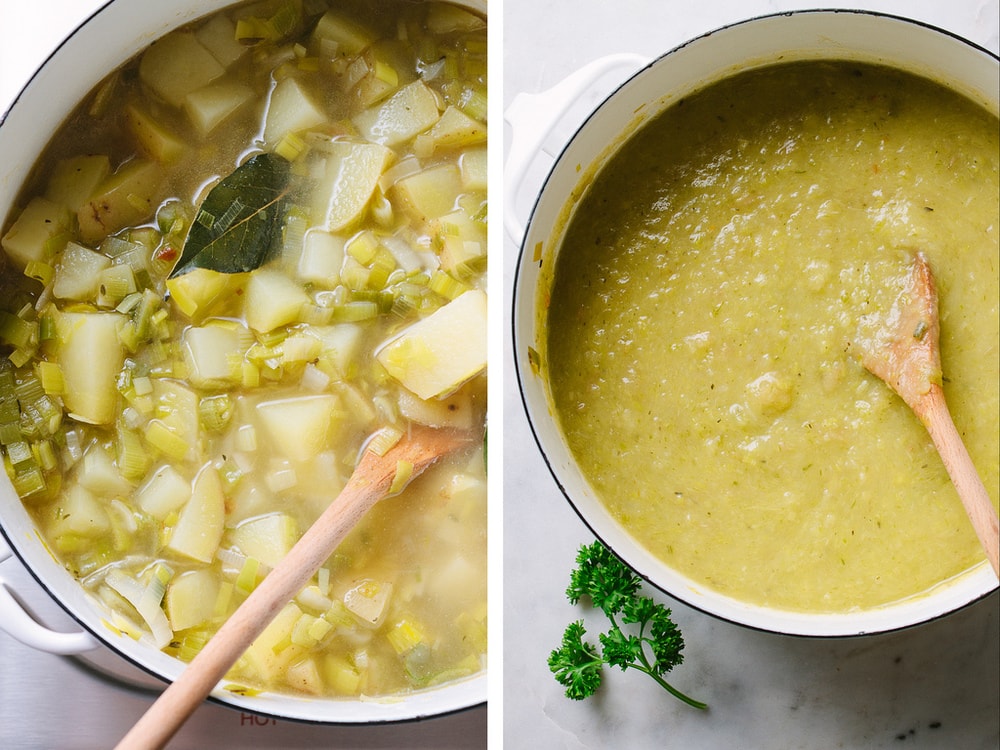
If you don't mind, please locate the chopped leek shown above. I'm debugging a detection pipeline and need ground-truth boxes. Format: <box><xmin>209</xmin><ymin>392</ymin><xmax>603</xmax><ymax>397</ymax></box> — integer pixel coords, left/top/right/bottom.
<box><xmin>388</xmin><ymin>460</ymin><xmax>413</xmax><ymax>495</ymax></box>
<box><xmin>105</xmin><ymin>567</ymin><xmax>173</xmax><ymax>649</ymax></box>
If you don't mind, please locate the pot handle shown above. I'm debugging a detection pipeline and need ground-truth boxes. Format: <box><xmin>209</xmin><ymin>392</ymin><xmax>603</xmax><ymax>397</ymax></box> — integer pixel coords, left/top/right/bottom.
<box><xmin>0</xmin><ymin>536</ymin><xmax>99</xmax><ymax>654</ymax></box>
<box><xmin>503</xmin><ymin>53</ymin><xmax>649</xmax><ymax>244</ymax></box>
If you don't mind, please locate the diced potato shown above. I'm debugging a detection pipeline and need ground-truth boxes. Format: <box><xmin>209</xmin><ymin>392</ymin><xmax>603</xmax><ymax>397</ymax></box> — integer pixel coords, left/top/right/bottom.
<box><xmin>136</xmin><ymin>464</ymin><xmax>191</xmax><ymax>520</ymax></box>
<box><xmin>343</xmin><ymin>580</ymin><xmax>392</xmax><ymax>627</ymax></box>
<box><xmin>194</xmin><ymin>14</ymin><xmax>248</xmax><ymax>68</ymax></box>
<box><xmin>391</xmin><ymin>163</ymin><xmax>463</xmax><ymax>222</ymax></box>
<box><xmin>438</xmin><ymin>235</ymin><xmax>484</xmax><ymax>275</ymax></box>
<box><xmin>44</xmin><ymin>155</ymin><xmax>111</xmax><ymax>213</ymax></box>
<box><xmin>52</xmin><ymin>484</ymin><xmax>111</xmax><ymax>537</ymax></box>
<box><xmin>125</xmin><ymin>102</ymin><xmax>185</xmax><ymax>163</ymax></box>
<box><xmin>297</xmin><ymin>229</ymin><xmax>344</xmax><ymax>286</ymax></box>
<box><xmin>243</xmin><ymin>603</ymin><xmax>306</xmax><ymax>682</ymax></box>
<box><xmin>459</xmin><ymin>146</ymin><xmax>487</xmax><ymax>191</ymax></box>
<box><xmin>352</xmin><ymin>81</ymin><xmax>441</xmax><ymax>147</ymax></box>
<box><xmin>229</xmin><ymin>512</ymin><xmax>299</xmax><ymax>568</ymax></box>
<box><xmin>286</xmin><ymin>657</ymin><xmax>324</xmax><ymax>695</ymax></box>
<box><xmin>51</xmin><ymin>242</ymin><xmax>112</xmax><ymax>301</ymax></box>
<box><xmin>243</xmin><ymin>268</ymin><xmax>309</xmax><ymax>333</ymax></box>
<box><xmin>286</xmin><ymin>449</ymin><xmax>346</xmax><ymax>520</ymax></box>
<box><xmin>376</xmin><ymin>289</ymin><xmax>486</xmax><ymax>399</ymax></box>
<box><xmin>312</xmin><ymin>139</ymin><xmax>394</xmax><ymax>232</ymax></box>
<box><xmin>350</xmin><ymin>40</ymin><xmax>416</xmax><ymax>110</ymax></box>
<box><xmin>255</xmin><ymin>394</ymin><xmax>339</xmax><ymax>462</ymax></box>
<box><xmin>305</xmin><ymin>324</ymin><xmax>363</xmax><ymax>376</ymax></box>
<box><xmin>1</xmin><ymin>197</ymin><xmax>71</xmax><ymax>269</ymax></box>
<box><xmin>432</xmin><ymin>207</ymin><xmax>486</xmax><ymax>245</ymax></box>
<box><xmin>78</xmin><ymin>445</ymin><xmax>132</xmax><ymax>496</ymax></box>
<box><xmin>166</xmin><ymin>568</ymin><xmax>220</xmax><ymax>632</ymax></box>
<box><xmin>77</xmin><ymin>159</ymin><xmax>166</xmax><ymax>245</ymax></box>
<box><xmin>414</xmin><ymin>106</ymin><xmax>486</xmax><ymax>157</ymax></box>
<box><xmin>184</xmin><ymin>80</ymin><xmax>254</xmax><ymax>135</ymax></box>
<box><xmin>166</xmin><ymin>268</ymin><xmax>247</xmax><ymax>322</ymax></box>
<box><xmin>352</xmin><ymin>63</ymin><xmax>398</xmax><ymax>111</ymax></box>
<box><xmin>312</xmin><ymin>10</ymin><xmax>375</xmax><ymax>56</ymax></box>
<box><xmin>323</xmin><ymin>654</ymin><xmax>361</xmax><ymax>695</ymax></box>
<box><xmin>397</xmin><ymin>385</ymin><xmax>473</xmax><ymax>429</ymax></box>
<box><xmin>167</xmin><ymin>465</ymin><xmax>225</xmax><ymax>563</ymax></box>
<box><xmin>150</xmin><ymin>379</ymin><xmax>200</xmax><ymax>461</ymax></box>
<box><xmin>445</xmin><ymin>472</ymin><xmax>487</xmax><ymax>509</ymax></box>
<box><xmin>226</xmin><ymin>482</ymin><xmax>273</xmax><ymax>526</ymax></box>
<box><xmin>182</xmin><ymin>321</ymin><xmax>246</xmax><ymax>388</ymax></box>
<box><xmin>145</xmin><ymin>420</ymin><xmax>190</xmax><ymax>461</ymax></box>
<box><xmin>139</xmin><ymin>31</ymin><xmax>226</xmax><ymax>107</ymax></box>
<box><xmin>55</xmin><ymin>311</ymin><xmax>125</xmax><ymax>425</ymax></box>
<box><xmin>281</xmin><ymin>332</ymin><xmax>323</xmax><ymax>364</ymax></box>
<box><xmin>263</xmin><ymin>77</ymin><xmax>327</xmax><ymax>146</ymax></box>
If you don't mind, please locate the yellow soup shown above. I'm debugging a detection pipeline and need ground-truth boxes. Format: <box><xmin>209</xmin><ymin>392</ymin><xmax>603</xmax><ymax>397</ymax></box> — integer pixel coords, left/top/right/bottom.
<box><xmin>546</xmin><ymin>61</ymin><xmax>999</xmax><ymax>613</ymax></box>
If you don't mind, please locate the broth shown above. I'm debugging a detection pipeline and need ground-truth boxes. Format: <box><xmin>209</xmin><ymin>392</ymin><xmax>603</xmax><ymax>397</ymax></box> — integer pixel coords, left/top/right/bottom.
<box><xmin>0</xmin><ymin>0</ymin><xmax>487</xmax><ymax>697</ymax></box>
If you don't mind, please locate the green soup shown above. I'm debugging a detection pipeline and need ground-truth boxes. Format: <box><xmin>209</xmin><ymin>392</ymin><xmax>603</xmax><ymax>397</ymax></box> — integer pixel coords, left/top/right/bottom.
<box><xmin>546</xmin><ymin>61</ymin><xmax>999</xmax><ymax>612</ymax></box>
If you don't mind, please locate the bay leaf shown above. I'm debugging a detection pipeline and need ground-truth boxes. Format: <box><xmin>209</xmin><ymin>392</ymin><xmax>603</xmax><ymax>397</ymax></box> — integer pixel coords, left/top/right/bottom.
<box><xmin>170</xmin><ymin>152</ymin><xmax>291</xmax><ymax>278</ymax></box>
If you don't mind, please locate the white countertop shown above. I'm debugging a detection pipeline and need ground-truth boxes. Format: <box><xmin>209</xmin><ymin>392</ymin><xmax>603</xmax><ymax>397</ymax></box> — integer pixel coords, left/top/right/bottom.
<box><xmin>502</xmin><ymin>1</ymin><xmax>999</xmax><ymax>748</ymax></box>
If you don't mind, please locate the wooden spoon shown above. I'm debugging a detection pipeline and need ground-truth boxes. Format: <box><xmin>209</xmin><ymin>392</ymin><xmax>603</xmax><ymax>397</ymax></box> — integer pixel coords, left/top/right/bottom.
<box><xmin>855</xmin><ymin>251</ymin><xmax>999</xmax><ymax>578</ymax></box>
<box><xmin>114</xmin><ymin>424</ymin><xmax>475</xmax><ymax>750</ymax></box>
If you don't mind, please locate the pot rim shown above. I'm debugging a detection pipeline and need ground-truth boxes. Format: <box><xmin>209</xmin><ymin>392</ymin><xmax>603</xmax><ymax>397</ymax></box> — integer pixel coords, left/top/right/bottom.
<box><xmin>0</xmin><ymin>0</ymin><xmax>488</xmax><ymax>722</ymax></box>
<box><xmin>512</xmin><ymin>8</ymin><xmax>1000</xmax><ymax>639</ymax></box>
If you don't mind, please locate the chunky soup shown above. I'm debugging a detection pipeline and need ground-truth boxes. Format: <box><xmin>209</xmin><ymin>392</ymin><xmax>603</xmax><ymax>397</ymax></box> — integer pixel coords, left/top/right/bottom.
<box><xmin>0</xmin><ymin>0</ymin><xmax>487</xmax><ymax>698</ymax></box>
<box><xmin>546</xmin><ymin>61</ymin><xmax>998</xmax><ymax>612</ymax></box>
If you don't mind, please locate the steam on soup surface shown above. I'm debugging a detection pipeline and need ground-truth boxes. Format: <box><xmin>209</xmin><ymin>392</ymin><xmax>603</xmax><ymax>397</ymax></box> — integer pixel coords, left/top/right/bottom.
<box><xmin>546</xmin><ymin>61</ymin><xmax>998</xmax><ymax>612</ymax></box>
<box><xmin>0</xmin><ymin>0</ymin><xmax>487</xmax><ymax>697</ymax></box>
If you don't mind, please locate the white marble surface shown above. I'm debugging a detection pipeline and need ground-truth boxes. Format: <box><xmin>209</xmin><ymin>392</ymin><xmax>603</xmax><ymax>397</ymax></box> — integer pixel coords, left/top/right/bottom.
<box><xmin>502</xmin><ymin>1</ymin><xmax>999</xmax><ymax>748</ymax></box>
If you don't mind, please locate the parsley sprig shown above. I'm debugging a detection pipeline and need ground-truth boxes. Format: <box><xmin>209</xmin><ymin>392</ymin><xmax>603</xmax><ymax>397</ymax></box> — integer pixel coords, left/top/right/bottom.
<box><xmin>548</xmin><ymin>541</ymin><xmax>707</xmax><ymax>709</ymax></box>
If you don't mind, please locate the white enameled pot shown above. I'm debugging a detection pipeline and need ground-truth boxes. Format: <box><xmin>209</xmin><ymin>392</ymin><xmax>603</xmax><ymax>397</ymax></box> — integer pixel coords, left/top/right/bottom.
<box><xmin>508</xmin><ymin>10</ymin><xmax>999</xmax><ymax>638</ymax></box>
<box><xmin>0</xmin><ymin>0</ymin><xmax>487</xmax><ymax>723</ymax></box>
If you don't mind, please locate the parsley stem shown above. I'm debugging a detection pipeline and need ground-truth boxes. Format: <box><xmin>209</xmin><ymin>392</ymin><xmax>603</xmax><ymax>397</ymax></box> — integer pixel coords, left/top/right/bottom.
<box><xmin>630</xmin><ymin>663</ymin><xmax>708</xmax><ymax>710</ymax></box>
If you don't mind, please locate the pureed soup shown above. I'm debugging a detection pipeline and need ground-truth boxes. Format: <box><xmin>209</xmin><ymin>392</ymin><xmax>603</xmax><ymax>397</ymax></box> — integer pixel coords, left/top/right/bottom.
<box><xmin>546</xmin><ymin>61</ymin><xmax>999</xmax><ymax>613</ymax></box>
<box><xmin>0</xmin><ymin>0</ymin><xmax>487</xmax><ymax>698</ymax></box>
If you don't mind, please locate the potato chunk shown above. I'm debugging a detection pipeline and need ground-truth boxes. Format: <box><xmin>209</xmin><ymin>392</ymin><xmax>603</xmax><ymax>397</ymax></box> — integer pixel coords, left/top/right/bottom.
<box><xmin>1</xmin><ymin>197</ymin><xmax>70</xmax><ymax>269</ymax></box>
<box><xmin>312</xmin><ymin>140</ymin><xmax>394</xmax><ymax>232</ymax></box>
<box><xmin>263</xmin><ymin>77</ymin><xmax>327</xmax><ymax>145</ymax></box>
<box><xmin>182</xmin><ymin>321</ymin><xmax>246</xmax><ymax>388</ymax></box>
<box><xmin>167</xmin><ymin>465</ymin><xmax>225</xmax><ymax>563</ymax></box>
<box><xmin>352</xmin><ymin>81</ymin><xmax>440</xmax><ymax>147</ymax></box>
<box><xmin>52</xmin><ymin>242</ymin><xmax>111</xmax><ymax>301</ymax></box>
<box><xmin>77</xmin><ymin>159</ymin><xmax>165</xmax><ymax>244</ymax></box>
<box><xmin>256</xmin><ymin>394</ymin><xmax>339</xmax><ymax>462</ymax></box>
<box><xmin>139</xmin><ymin>31</ymin><xmax>225</xmax><ymax>107</ymax></box>
<box><xmin>376</xmin><ymin>289</ymin><xmax>486</xmax><ymax>399</ymax></box>
<box><xmin>243</xmin><ymin>269</ymin><xmax>309</xmax><ymax>333</ymax></box>
<box><xmin>55</xmin><ymin>311</ymin><xmax>125</xmax><ymax>425</ymax></box>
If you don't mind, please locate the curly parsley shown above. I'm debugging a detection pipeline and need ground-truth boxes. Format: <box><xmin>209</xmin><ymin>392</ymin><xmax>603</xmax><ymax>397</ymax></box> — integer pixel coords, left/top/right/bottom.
<box><xmin>548</xmin><ymin>541</ymin><xmax>707</xmax><ymax>709</ymax></box>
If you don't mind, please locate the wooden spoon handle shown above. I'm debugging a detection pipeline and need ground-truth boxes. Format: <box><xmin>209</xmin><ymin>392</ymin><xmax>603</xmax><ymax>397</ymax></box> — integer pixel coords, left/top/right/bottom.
<box><xmin>918</xmin><ymin>384</ymin><xmax>1000</xmax><ymax>578</ymax></box>
<box><xmin>114</xmin><ymin>424</ymin><xmax>468</xmax><ymax>750</ymax></box>
<box><xmin>114</xmin><ymin>474</ymin><xmax>387</xmax><ymax>750</ymax></box>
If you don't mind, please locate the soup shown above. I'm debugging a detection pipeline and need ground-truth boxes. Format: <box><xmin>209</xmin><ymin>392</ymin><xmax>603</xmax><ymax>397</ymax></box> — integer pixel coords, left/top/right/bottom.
<box><xmin>0</xmin><ymin>0</ymin><xmax>487</xmax><ymax>698</ymax></box>
<box><xmin>546</xmin><ymin>61</ymin><xmax>998</xmax><ymax>612</ymax></box>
